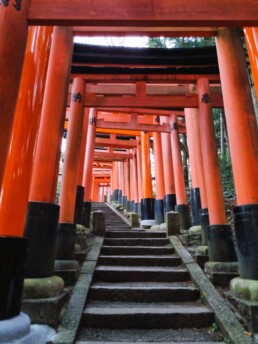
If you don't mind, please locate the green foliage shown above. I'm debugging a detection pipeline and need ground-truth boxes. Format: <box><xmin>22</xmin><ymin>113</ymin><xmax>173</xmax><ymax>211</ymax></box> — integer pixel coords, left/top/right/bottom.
<box><xmin>148</xmin><ymin>36</ymin><xmax>215</xmax><ymax>49</ymax></box>
<box><xmin>219</xmin><ymin>155</ymin><xmax>235</xmax><ymax>199</ymax></box>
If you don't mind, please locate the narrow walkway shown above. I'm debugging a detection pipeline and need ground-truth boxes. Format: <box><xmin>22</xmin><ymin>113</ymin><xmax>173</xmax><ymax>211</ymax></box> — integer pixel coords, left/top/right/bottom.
<box><xmin>76</xmin><ymin>203</ymin><xmax>224</xmax><ymax>343</ymax></box>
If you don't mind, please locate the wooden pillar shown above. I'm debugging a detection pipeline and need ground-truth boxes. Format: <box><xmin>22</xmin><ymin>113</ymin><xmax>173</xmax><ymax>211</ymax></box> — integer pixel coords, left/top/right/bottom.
<box><xmin>112</xmin><ymin>161</ymin><xmax>119</xmax><ymax>201</ymax></box>
<box><xmin>141</xmin><ymin>131</ymin><xmax>154</xmax><ymax>220</ymax></box>
<box><xmin>74</xmin><ymin>107</ymin><xmax>90</xmax><ymax>224</ymax></box>
<box><xmin>185</xmin><ymin>108</ymin><xmax>208</xmax><ymax>226</ymax></box>
<box><xmin>82</xmin><ymin>108</ymin><xmax>97</xmax><ymax>227</ymax></box>
<box><xmin>118</xmin><ymin>161</ymin><xmax>123</xmax><ymax>203</ymax></box>
<box><xmin>124</xmin><ymin>159</ymin><xmax>130</xmax><ymax>209</ymax></box>
<box><xmin>216</xmin><ymin>28</ymin><xmax>258</xmax><ymax>276</ymax></box>
<box><xmin>197</xmin><ymin>77</ymin><xmax>236</xmax><ymax>262</ymax></box>
<box><xmin>27</xmin><ymin>27</ymin><xmax>74</xmax><ymax>267</ymax></box>
<box><xmin>59</xmin><ymin>77</ymin><xmax>85</xmax><ymax>224</ymax></box>
<box><xmin>161</xmin><ymin>116</ymin><xmax>176</xmax><ymax>213</ymax></box>
<box><xmin>136</xmin><ymin>137</ymin><xmax>143</xmax><ymax>205</ymax></box>
<box><xmin>153</xmin><ymin>131</ymin><xmax>165</xmax><ymax>224</ymax></box>
<box><xmin>244</xmin><ymin>28</ymin><xmax>258</xmax><ymax>100</ymax></box>
<box><xmin>170</xmin><ymin>114</ymin><xmax>191</xmax><ymax>230</ymax></box>
<box><xmin>0</xmin><ymin>0</ymin><xmax>30</xmax><ymax>191</ymax></box>
<box><xmin>0</xmin><ymin>26</ymin><xmax>52</xmax><ymax>322</ymax></box>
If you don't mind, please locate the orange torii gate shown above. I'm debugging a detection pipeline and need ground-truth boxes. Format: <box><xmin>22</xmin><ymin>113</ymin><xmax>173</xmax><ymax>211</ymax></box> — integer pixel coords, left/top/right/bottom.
<box><xmin>0</xmin><ymin>2</ymin><xmax>258</xmax><ymax>337</ymax></box>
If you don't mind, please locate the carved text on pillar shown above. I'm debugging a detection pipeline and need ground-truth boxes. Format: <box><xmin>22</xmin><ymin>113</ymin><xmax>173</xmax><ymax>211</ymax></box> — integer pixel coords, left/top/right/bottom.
<box><xmin>0</xmin><ymin>0</ymin><xmax>22</xmax><ymax>10</ymax></box>
<box><xmin>201</xmin><ymin>93</ymin><xmax>211</xmax><ymax>104</ymax></box>
<box><xmin>89</xmin><ymin>117</ymin><xmax>97</xmax><ymax>126</ymax></box>
<box><xmin>72</xmin><ymin>92</ymin><xmax>82</xmax><ymax>103</ymax></box>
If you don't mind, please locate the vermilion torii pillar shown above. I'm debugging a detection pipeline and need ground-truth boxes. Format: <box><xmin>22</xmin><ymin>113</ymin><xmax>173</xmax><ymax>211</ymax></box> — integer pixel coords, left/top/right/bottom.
<box><xmin>118</xmin><ymin>161</ymin><xmax>123</xmax><ymax>204</ymax></box>
<box><xmin>0</xmin><ymin>0</ymin><xmax>30</xmax><ymax>191</ymax></box>
<box><xmin>141</xmin><ymin>131</ymin><xmax>154</xmax><ymax>220</ymax></box>
<box><xmin>0</xmin><ymin>26</ymin><xmax>52</xmax><ymax>333</ymax></box>
<box><xmin>136</xmin><ymin>137</ymin><xmax>143</xmax><ymax>216</ymax></box>
<box><xmin>57</xmin><ymin>77</ymin><xmax>85</xmax><ymax>263</ymax></box>
<box><xmin>124</xmin><ymin>159</ymin><xmax>130</xmax><ymax>210</ymax></box>
<box><xmin>82</xmin><ymin>108</ymin><xmax>98</xmax><ymax>227</ymax></box>
<box><xmin>132</xmin><ymin>148</ymin><xmax>139</xmax><ymax>212</ymax></box>
<box><xmin>75</xmin><ymin>108</ymin><xmax>90</xmax><ymax>224</ymax></box>
<box><xmin>197</xmin><ymin>77</ymin><xmax>237</xmax><ymax>263</ymax></box>
<box><xmin>244</xmin><ymin>28</ymin><xmax>258</xmax><ymax>100</ymax></box>
<box><xmin>26</xmin><ymin>27</ymin><xmax>74</xmax><ymax>278</ymax></box>
<box><xmin>153</xmin><ymin>130</ymin><xmax>165</xmax><ymax>224</ymax></box>
<box><xmin>112</xmin><ymin>161</ymin><xmax>119</xmax><ymax>202</ymax></box>
<box><xmin>170</xmin><ymin>114</ymin><xmax>191</xmax><ymax>230</ymax></box>
<box><xmin>161</xmin><ymin>116</ymin><xmax>176</xmax><ymax>214</ymax></box>
<box><xmin>185</xmin><ymin>108</ymin><xmax>209</xmax><ymax>242</ymax></box>
<box><xmin>216</xmin><ymin>28</ymin><xmax>258</xmax><ymax>287</ymax></box>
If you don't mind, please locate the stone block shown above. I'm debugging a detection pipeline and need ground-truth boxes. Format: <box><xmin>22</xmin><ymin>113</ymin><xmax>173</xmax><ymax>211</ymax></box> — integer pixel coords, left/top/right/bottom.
<box><xmin>166</xmin><ymin>211</ymin><xmax>180</xmax><ymax>236</ymax></box>
<box><xmin>22</xmin><ymin>289</ymin><xmax>70</xmax><ymax>328</ymax></box>
<box><xmin>189</xmin><ymin>225</ymin><xmax>202</xmax><ymax>245</ymax></box>
<box><xmin>230</xmin><ymin>277</ymin><xmax>258</xmax><ymax>302</ymax></box>
<box><xmin>129</xmin><ymin>212</ymin><xmax>139</xmax><ymax>227</ymax></box>
<box><xmin>205</xmin><ymin>261</ymin><xmax>239</xmax><ymax>286</ymax></box>
<box><xmin>140</xmin><ymin>219</ymin><xmax>156</xmax><ymax>229</ymax></box>
<box><xmin>92</xmin><ymin>211</ymin><xmax>105</xmax><ymax>236</ymax></box>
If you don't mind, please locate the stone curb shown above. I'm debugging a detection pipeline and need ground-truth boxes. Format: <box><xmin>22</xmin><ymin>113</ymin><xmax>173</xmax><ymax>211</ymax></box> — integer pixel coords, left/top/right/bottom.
<box><xmin>169</xmin><ymin>236</ymin><xmax>253</xmax><ymax>344</ymax></box>
<box><xmin>53</xmin><ymin>236</ymin><xmax>104</xmax><ymax>344</ymax></box>
<box><xmin>105</xmin><ymin>202</ymin><xmax>131</xmax><ymax>226</ymax></box>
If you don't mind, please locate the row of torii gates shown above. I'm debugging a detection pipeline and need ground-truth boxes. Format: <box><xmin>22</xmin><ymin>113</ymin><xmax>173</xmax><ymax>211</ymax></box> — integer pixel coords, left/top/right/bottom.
<box><xmin>0</xmin><ymin>1</ymin><xmax>258</xmax><ymax>341</ymax></box>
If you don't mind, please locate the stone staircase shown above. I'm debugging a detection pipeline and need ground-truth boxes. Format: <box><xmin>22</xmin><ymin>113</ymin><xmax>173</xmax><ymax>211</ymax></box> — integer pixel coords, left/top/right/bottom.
<box><xmin>76</xmin><ymin>202</ymin><xmax>224</xmax><ymax>343</ymax></box>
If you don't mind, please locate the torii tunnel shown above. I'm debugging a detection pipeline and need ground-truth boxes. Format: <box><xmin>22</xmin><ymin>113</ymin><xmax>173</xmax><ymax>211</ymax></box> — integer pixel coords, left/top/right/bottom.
<box><xmin>0</xmin><ymin>1</ymin><xmax>258</xmax><ymax>342</ymax></box>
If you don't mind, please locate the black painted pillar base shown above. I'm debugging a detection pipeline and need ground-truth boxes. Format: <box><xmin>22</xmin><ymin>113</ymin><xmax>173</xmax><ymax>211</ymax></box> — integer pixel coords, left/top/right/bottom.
<box><xmin>141</xmin><ymin>198</ymin><xmax>155</xmax><ymax>220</ymax></box>
<box><xmin>56</xmin><ymin>223</ymin><xmax>76</xmax><ymax>260</ymax></box>
<box><xmin>155</xmin><ymin>199</ymin><xmax>164</xmax><ymax>224</ymax></box>
<box><xmin>175</xmin><ymin>204</ymin><xmax>192</xmax><ymax>230</ymax></box>
<box><xmin>0</xmin><ymin>237</ymin><xmax>27</xmax><ymax>320</ymax></box>
<box><xmin>199</xmin><ymin>208</ymin><xmax>210</xmax><ymax>246</ymax></box>
<box><xmin>82</xmin><ymin>201</ymin><xmax>91</xmax><ymax>228</ymax></box>
<box><xmin>191</xmin><ymin>187</ymin><xmax>201</xmax><ymax>226</ymax></box>
<box><xmin>127</xmin><ymin>200</ymin><xmax>135</xmax><ymax>212</ymax></box>
<box><xmin>74</xmin><ymin>185</ymin><xmax>84</xmax><ymax>224</ymax></box>
<box><xmin>113</xmin><ymin>189</ymin><xmax>119</xmax><ymax>202</ymax></box>
<box><xmin>164</xmin><ymin>194</ymin><xmax>177</xmax><ymax>213</ymax></box>
<box><xmin>24</xmin><ymin>202</ymin><xmax>60</xmax><ymax>278</ymax></box>
<box><xmin>121</xmin><ymin>196</ymin><xmax>127</xmax><ymax>208</ymax></box>
<box><xmin>117</xmin><ymin>190</ymin><xmax>122</xmax><ymax>204</ymax></box>
<box><xmin>234</xmin><ymin>203</ymin><xmax>258</xmax><ymax>280</ymax></box>
<box><xmin>207</xmin><ymin>224</ymin><xmax>237</xmax><ymax>262</ymax></box>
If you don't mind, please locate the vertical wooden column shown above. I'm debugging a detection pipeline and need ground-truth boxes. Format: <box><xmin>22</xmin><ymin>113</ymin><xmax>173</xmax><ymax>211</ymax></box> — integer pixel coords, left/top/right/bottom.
<box><xmin>136</xmin><ymin>137</ymin><xmax>143</xmax><ymax>212</ymax></box>
<box><xmin>0</xmin><ymin>0</ymin><xmax>30</xmax><ymax>191</ymax></box>
<box><xmin>153</xmin><ymin>131</ymin><xmax>165</xmax><ymax>224</ymax></box>
<box><xmin>132</xmin><ymin>148</ymin><xmax>139</xmax><ymax>212</ymax></box>
<box><xmin>0</xmin><ymin>26</ymin><xmax>53</xmax><ymax>322</ymax></box>
<box><xmin>244</xmin><ymin>28</ymin><xmax>258</xmax><ymax>99</ymax></box>
<box><xmin>59</xmin><ymin>77</ymin><xmax>85</xmax><ymax>226</ymax></box>
<box><xmin>129</xmin><ymin>155</ymin><xmax>135</xmax><ymax>212</ymax></box>
<box><xmin>185</xmin><ymin>108</ymin><xmax>209</xmax><ymax>241</ymax></box>
<box><xmin>161</xmin><ymin>116</ymin><xmax>176</xmax><ymax>213</ymax></box>
<box><xmin>112</xmin><ymin>161</ymin><xmax>119</xmax><ymax>201</ymax></box>
<box><xmin>25</xmin><ymin>27</ymin><xmax>73</xmax><ymax>271</ymax></box>
<box><xmin>75</xmin><ymin>108</ymin><xmax>90</xmax><ymax>224</ymax></box>
<box><xmin>170</xmin><ymin>114</ymin><xmax>191</xmax><ymax>230</ymax></box>
<box><xmin>216</xmin><ymin>28</ymin><xmax>258</xmax><ymax>278</ymax></box>
<box><xmin>124</xmin><ymin>159</ymin><xmax>130</xmax><ymax>210</ymax></box>
<box><xmin>197</xmin><ymin>77</ymin><xmax>236</xmax><ymax>263</ymax></box>
<box><xmin>141</xmin><ymin>131</ymin><xmax>154</xmax><ymax>220</ymax></box>
<box><xmin>118</xmin><ymin>161</ymin><xmax>123</xmax><ymax>204</ymax></box>
<box><xmin>185</xmin><ymin>108</ymin><xmax>208</xmax><ymax>226</ymax></box>
<box><xmin>82</xmin><ymin>108</ymin><xmax>98</xmax><ymax>227</ymax></box>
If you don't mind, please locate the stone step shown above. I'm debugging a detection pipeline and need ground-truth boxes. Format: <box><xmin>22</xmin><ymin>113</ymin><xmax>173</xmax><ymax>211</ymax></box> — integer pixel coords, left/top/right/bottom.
<box><xmin>76</xmin><ymin>327</ymin><xmax>224</xmax><ymax>343</ymax></box>
<box><xmin>103</xmin><ymin>238</ymin><xmax>170</xmax><ymax>246</ymax></box>
<box><xmin>89</xmin><ymin>283</ymin><xmax>200</xmax><ymax>302</ymax></box>
<box><xmin>105</xmin><ymin>230</ymin><xmax>167</xmax><ymax>238</ymax></box>
<box><xmin>98</xmin><ymin>255</ymin><xmax>181</xmax><ymax>266</ymax></box>
<box><xmin>101</xmin><ymin>245</ymin><xmax>174</xmax><ymax>256</ymax></box>
<box><xmin>94</xmin><ymin>265</ymin><xmax>190</xmax><ymax>282</ymax></box>
<box><xmin>82</xmin><ymin>301</ymin><xmax>214</xmax><ymax>329</ymax></box>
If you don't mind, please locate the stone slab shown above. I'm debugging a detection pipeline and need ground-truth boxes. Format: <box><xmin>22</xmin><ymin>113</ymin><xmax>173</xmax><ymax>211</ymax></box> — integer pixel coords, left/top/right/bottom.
<box><xmin>225</xmin><ymin>291</ymin><xmax>258</xmax><ymax>333</ymax></box>
<box><xmin>140</xmin><ymin>219</ymin><xmax>156</xmax><ymax>229</ymax></box>
<box><xmin>53</xmin><ymin>236</ymin><xmax>103</xmax><ymax>344</ymax></box>
<box><xmin>169</xmin><ymin>236</ymin><xmax>253</xmax><ymax>344</ymax></box>
<box><xmin>22</xmin><ymin>289</ymin><xmax>71</xmax><ymax>328</ymax></box>
<box><xmin>0</xmin><ymin>313</ymin><xmax>30</xmax><ymax>343</ymax></box>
